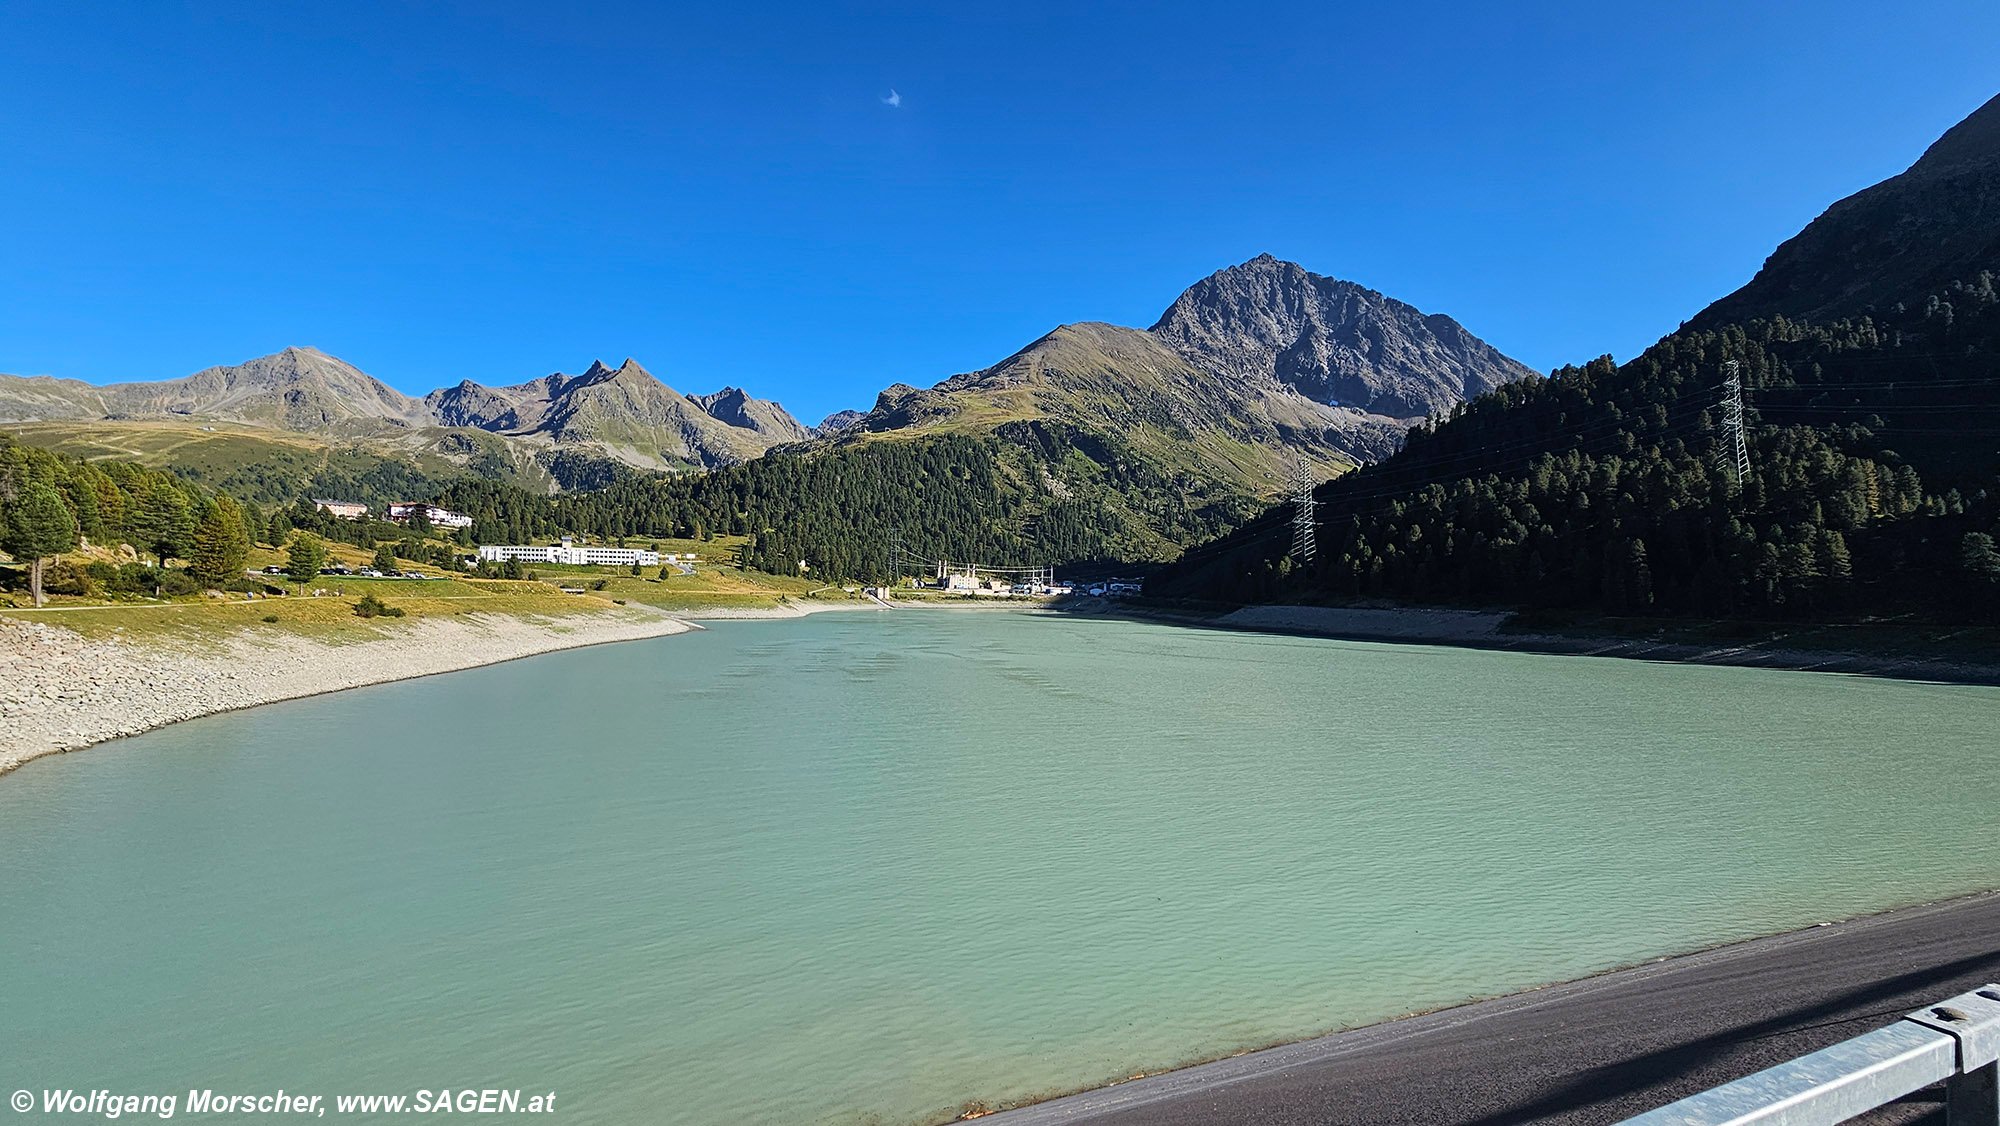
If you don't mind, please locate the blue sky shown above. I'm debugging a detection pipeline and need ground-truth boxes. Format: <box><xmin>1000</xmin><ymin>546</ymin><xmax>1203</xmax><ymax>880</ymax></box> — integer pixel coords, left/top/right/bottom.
<box><xmin>2</xmin><ymin>2</ymin><xmax>1995</xmax><ymax>424</ymax></box>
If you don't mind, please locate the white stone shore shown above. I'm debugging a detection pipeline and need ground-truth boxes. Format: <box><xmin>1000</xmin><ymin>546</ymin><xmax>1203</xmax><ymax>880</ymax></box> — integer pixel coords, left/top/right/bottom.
<box><xmin>0</xmin><ymin>608</ymin><xmax>692</xmax><ymax>776</ymax></box>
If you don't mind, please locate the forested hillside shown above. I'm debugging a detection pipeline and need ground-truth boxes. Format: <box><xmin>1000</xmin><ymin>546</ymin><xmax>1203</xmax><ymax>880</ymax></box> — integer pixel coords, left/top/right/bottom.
<box><xmin>433</xmin><ymin>429</ymin><xmax>1265</xmax><ymax>578</ymax></box>
<box><xmin>1150</xmin><ymin>275</ymin><xmax>2000</xmax><ymax>621</ymax></box>
<box><xmin>1150</xmin><ymin>94</ymin><xmax>2000</xmax><ymax>624</ymax></box>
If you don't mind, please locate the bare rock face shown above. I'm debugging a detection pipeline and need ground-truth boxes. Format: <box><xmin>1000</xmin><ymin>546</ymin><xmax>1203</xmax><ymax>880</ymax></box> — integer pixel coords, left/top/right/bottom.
<box><xmin>1695</xmin><ymin>92</ymin><xmax>2000</xmax><ymax>327</ymax></box>
<box><xmin>1149</xmin><ymin>254</ymin><xmax>1536</xmax><ymax>420</ymax></box>
<box><xmin>813</xmin><ymin>409</ymin><xmax>867</xmax><ymax>436</ymax></box>
<box><xmin>425</xmin><ymin>379</ymin><xmax>524</xmax><ymax>431</ymax></box>
<box><xmin>689</xmin><ymin>387</ymin><xmax>812</xmax><ymax>443</ymax></box>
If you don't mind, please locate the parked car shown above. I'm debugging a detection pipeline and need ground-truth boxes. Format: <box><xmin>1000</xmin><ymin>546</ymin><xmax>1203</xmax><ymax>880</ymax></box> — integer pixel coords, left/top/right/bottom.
<box><xmin>357</xmin><ymin>568</ymin><xmax>384</xmax><ymax>578</ymax></box>
<box><xmin>261</xmin><ymin>566</ymin><xmax>286</xmax><ymax>575</ymax></box>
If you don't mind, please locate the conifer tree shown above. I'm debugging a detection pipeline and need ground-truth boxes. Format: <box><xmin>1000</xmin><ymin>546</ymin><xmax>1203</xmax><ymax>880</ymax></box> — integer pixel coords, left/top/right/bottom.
<box><xmin>286</xmin><ymin>533</ymin><xmax>328</xmax><ymax>586</ymax></box>
<box><xmin>1962</xmin><ymin>533</ymin><xmax>2000</xmax><ymax>580</ymax></box>
<box><xmin>3</xmin><ymin>482</ymin><xmax>79</xmax><ymax>607</ymax></box>
<box><xmin>129</xmin><ymin>480</ymin><xmax>195</xmax><ymax>566</ymax></box>
<box><xmin>189</xmin><ymin>495</ymin><xmax>252</xmax><ymax>586</ymax></box>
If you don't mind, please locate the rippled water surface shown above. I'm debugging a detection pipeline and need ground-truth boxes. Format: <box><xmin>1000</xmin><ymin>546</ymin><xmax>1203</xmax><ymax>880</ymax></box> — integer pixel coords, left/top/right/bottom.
<box><xmin>5</xmin><ymin>611</ymin><xmax>2000</xmax><ymax>1123</ymax></box>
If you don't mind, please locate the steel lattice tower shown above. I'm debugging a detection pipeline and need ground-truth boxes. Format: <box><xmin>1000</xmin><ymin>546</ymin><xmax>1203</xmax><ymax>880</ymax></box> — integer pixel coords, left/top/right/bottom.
<box><xmin>1289</xmin><ymin>456</ymin><xmax>1317</xmax><ymax>565</ymax></box>
<box><xmin>1722</xmin><ymin>360</ymin><xmax>1751</xmax><ymax>482</ymax></box>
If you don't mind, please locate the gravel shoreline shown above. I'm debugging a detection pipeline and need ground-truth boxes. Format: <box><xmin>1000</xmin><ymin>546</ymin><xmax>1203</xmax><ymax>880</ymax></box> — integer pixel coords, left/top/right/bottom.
<box><xmin>1191</xmin><ymin>604</ymin><xmax>2000</xmax><ymax>686</ymax></box>
<box><xmin>0</xmin><ymin>608</ymin><xmax>692</xmax><ymax>777</ymax></box>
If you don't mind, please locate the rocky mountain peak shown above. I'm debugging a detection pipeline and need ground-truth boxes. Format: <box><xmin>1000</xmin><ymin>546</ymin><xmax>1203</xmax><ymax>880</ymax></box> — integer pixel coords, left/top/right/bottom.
<box><xmin>1148</xmin><ymin>255</ymin><xmax>1534</xmax><ymax>418</ymax></box>
<box><xmin>690</xmin><ymin>385</ymin><xmax>810</xmax><ymax>442</ymax></box>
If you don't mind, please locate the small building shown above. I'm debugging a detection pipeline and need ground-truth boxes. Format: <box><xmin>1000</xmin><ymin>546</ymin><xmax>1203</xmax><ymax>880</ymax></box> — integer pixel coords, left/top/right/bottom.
<box><xmin>384</xmin><ymin>502</ymin><xmax>474</xmax><ymax>530</ymax></box>
<box><xmin>942</xmin><ymin>573</ymin><xmax>979</xmax><ymax>592</ymax></box>
<box><xmin>313</xmin><ymin>499</ymin><xmax>368</xmax><ymax>520</ymax></box>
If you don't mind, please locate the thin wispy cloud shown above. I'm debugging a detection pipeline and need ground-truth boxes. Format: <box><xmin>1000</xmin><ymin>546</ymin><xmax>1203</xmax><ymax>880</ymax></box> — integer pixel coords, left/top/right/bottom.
<box><xmin>881</xmin><ymin>89</ymin><xmax>901</xmax><ymax>108</ymax></box>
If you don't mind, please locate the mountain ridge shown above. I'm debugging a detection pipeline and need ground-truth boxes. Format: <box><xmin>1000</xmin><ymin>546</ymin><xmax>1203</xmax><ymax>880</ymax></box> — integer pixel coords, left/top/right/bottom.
<box><xmin>1694</xmin><ymin>92</ymin><xmax>2000</xmax><ymax>327</ymax></box>
<box><xmin>0</xmin><ymin>256</ymin><xmax>1532</xmax><ymax>538</ymax></box>
<box><xmin>1</xmin><ymin>348</ymin><xmax>811</xmax><ymax>471</ymax></box>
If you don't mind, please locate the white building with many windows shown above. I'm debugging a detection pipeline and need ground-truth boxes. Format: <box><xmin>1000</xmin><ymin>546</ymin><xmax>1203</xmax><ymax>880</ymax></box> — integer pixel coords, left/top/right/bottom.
<box><xmin>477</xmin><ymin>537</ymin><xmax>659</xmax><ymax>568</ymax></box>
<box><xmin>385</xmin><ymin>501</ymin><xmax>474</xmax><ymax>529</ymax></box>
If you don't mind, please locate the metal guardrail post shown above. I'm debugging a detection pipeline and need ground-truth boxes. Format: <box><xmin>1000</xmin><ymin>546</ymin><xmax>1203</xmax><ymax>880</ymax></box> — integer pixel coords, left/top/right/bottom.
<box><xmin>1910</xmin><ymin>986</ymin><xmax>2000</xmax><ymax>1126</ymax></box>
<box><xmin>1622</xmin><ymin>985</ymin><xmax>2000</xmax><ymax>1126</ymax></box>
<box><xmin>1949</xmin><ymin>1062</ymin><xmax>1999</xmax><ymax>1126</ymax></box>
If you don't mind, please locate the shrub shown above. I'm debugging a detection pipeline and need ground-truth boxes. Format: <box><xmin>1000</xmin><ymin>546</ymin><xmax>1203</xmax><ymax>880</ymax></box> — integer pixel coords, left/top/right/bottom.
<box><xmin>589</xmin><ymin>578</ymin><xmax>609</xmax><ymax>591</ymax></box>
<box><xmin>84</xmin><ymin>563</ymin><xmax>195</xmax><ymax>596</ymax></box>
<box><xmin>354</xmin><ymin>593</ymin><xmax>405</xmax><ymax>619</ymax></box>
<box><xmin>91</xmin><ymin>561</ymin><xmax>159</xmax><ymax>593</ymax></box>
<box><xmin>153</xmin><ymin>569</ymin><xmax>201</xmax><ymax>596</ymax></box>
<box><xmin>42</xmin><ymin>560</ymin><xmax>101</xmax><ymax>597</ymax></box>
<box><xmin>261</xmin><ymin>614</ymin><xmax>280</xmax><ymax>623</ymax></box>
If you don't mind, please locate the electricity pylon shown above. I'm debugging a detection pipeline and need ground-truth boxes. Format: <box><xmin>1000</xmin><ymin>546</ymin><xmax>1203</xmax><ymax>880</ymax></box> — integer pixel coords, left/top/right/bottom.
<box><xmin>1722</xmin><ymin>360</ymin><xmax>1751</xmax><ymax>482</ymax></box>
<box><xmin>1289</xmin><ymin>455</ymin><xmax>1317</xmax><ymax>565</ymax></box>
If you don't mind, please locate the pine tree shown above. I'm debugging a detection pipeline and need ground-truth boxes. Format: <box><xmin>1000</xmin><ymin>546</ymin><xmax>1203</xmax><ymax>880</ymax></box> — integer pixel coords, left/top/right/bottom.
<box><xmin>372</xmin><ymin>543</ymin><xmax>397</xmax><ymax>573</ymax></box>
<box><xmin>129</xmin><ymin>481</ymin><xmax>194</xmax><ymax>566</ymax></box>
<box><xmin>189</xmin><ymin>495</ymin><xmax>252</xmax><ymax>586</ymax></box>
<box><xmin>2</xmin><ymin>482</ymin><xmax>79</xmax><ymax>607</ymax></box>
<box><xmin>1962</xmin><ymin>533</ymin><xmax>2000</xmax><ymax>580</ymax></box>
<box><xmin>286</xmin><ymin>533</ymin><xmax>328</xmax><ymax>586</ymax></box>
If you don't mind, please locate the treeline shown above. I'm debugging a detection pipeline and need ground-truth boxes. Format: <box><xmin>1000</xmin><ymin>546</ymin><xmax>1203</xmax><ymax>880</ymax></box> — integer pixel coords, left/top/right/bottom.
<box><xmin>178</xmin><ymin>437</ymin><xmax>638</xmax><ymax>511</ymax></box>
<box><xmin>0</xmin><ymin>437</ymin><xmax>259</xmax><ymax>605</ymax></box>
<box><xmin>1149</xmin><ymin>272</ymin><xmax>2000</xmax><ymax>622</ymax></box>
<box><xmin>427</xmin><ymin>432</ymin><xmax>1251</xmax><ymax>581</ymax></box>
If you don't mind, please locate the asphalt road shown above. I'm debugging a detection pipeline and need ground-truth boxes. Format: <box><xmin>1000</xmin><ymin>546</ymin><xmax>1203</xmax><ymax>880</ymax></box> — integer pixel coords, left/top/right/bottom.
<box><xmin>986</xmin><ymin>892</ymin><xmax>2000</xmax><ymax>1126</ymax></box>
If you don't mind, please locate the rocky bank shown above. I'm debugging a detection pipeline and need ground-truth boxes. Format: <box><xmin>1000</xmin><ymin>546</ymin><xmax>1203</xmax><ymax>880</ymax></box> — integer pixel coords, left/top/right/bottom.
<box><xmin>0</xmin><ymin>608</ymin><xmax>691</xmax><ymax>776</ymax></box>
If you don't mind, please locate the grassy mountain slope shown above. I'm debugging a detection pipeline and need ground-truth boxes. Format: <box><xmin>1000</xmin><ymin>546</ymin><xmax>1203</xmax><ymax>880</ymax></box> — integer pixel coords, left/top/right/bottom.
<box><xmin>0</xmin><ymin>417</ymin><xmax>627</xmax><ymax>508</ymax></box>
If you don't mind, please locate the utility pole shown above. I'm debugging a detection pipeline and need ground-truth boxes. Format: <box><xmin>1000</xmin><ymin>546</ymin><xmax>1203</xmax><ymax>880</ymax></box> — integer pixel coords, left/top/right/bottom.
<box><xmin>887</xmin><ymin>525</ymin><xmax>902</xmax><ymax>588</ymax></box>
<box><xmin>1289</xmin><ymin>454</ymin><xmax>1317</xmax><ymax>565</ymax></box>
<box><xmin>1722</xmin><ymin>360</ymin><xmax>1751</xmax><ymax>483</ymax></box>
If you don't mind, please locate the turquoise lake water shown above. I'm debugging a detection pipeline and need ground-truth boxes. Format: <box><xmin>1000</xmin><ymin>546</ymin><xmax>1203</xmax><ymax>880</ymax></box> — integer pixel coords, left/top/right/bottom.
<box><xmin>4</xmin><ymin>611</ymin><xmax>2000</xmax><ymax>1123</ymax></box>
